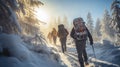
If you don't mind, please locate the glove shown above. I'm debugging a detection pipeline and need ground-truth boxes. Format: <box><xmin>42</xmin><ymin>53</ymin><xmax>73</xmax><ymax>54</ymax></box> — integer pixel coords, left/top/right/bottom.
<box><xmin>90</xmin><ymin>41</ymin><xmax>93</xmax><ymax>45</ymax></box>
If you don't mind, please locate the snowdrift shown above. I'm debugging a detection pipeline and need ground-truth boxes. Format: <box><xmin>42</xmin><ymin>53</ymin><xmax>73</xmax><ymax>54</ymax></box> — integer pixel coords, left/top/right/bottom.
<box><xmin>87</xmin><ymin>40</ymin><xmax>120</xmax><ymax>67</ymax></box>
<box><xmin>0</xmin><ymin>33</ymin><xmax>66</xmax><ymax>67</ymax></box>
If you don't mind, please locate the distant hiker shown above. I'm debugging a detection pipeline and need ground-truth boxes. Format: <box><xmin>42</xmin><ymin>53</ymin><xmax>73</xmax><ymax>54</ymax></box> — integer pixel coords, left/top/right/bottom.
<box><xmin>57</xmin><ymin>24</ymin><xmax>69</xmax><ymax>53</ymax></box>
<box><xmin>70</xmin><ymin>17</ymin><xmax>93</xmax><ymax>67</ymax></box>
<box><xmin>51</xmin><ymin>28</ymin><xmax>57</xmax><ymax>45</ymax></box>
<box><xmin>47</xmin><ymin>32</ymin><xmax>52</xmax><ymax>44</ymax></box>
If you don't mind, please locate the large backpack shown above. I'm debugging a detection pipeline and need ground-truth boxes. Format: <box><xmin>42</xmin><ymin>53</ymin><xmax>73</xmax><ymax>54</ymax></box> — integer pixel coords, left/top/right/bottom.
<box><xmin>52</xmin><ymin>28</ymin><xmax>57</xmax><ymax>37</ymax></box>
<box><xmin>73</xmin><ymin>17</ymin><xmax>88</xmax><ymax>40</ymax></box>
<box><xmin>58</xmin><ymin>24</ymin><xmax>68</xmax><ymax>38</ymax></box>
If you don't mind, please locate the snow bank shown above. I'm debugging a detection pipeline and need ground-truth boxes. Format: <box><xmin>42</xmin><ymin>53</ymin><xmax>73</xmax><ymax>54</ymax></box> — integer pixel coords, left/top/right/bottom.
<box><xmin>47</xmin><ymin>43</ymin><xmax>73</xmax><ymax>67</ymax></box>
<box><xmin>0</xmin><ymin>33</ymin><xmax>65</xmax><ymax>67</ymax></box>
<box><xmin>87</xmin><ymin>40</ymin><xmax>120</xmax><ymax>67</ymax></box>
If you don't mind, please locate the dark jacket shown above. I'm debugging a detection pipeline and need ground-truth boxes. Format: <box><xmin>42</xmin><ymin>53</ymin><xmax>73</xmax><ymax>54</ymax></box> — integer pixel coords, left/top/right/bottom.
<box><xmin>58</xmin><ymin>29</ymin><xmax>69</xmax><ymax>38</ymax></box>
<box><xmin>70</xmin><ymin>27</ymin><xmax>93</xmax><ymax>45</ymax></box>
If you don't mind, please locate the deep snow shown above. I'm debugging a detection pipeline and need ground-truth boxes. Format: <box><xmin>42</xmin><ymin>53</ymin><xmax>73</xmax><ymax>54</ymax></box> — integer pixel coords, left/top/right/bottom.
<box><xmin>0</xmin><ymin>33</ymin><xmax>71</xmax><ymax>67</ymax></box>
<box><xmin>66</xmin><ymin>38</ymin><xmax>120</xmax><ymax>67</ymax></box>
<box><xmin>0</xmin><ymin>34</ymin><xmax>120</xmax><ymax>67</ymax></box>
<box><xmin>86</xmin><ymin>40</ymin><xmax>120</xmax><ymax>67</ymax></box>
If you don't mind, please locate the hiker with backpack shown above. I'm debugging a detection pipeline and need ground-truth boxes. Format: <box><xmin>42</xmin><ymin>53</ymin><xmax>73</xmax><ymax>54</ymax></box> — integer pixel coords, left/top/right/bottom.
<box><xmin>70</xmin><ymin>17</ymin><xmax>93</xmax><ymax>67</ymax></box>
<box><xmin>51</xmin><ymin>28</ymin><xmax>57</xmax><ymax>45</ymax></box>
<box><xmin>57</xmin><ymin>24</ymin><xmax>69</xmax><ymax>53</ymax></box>
<box><xmin>47</xmin><ymin>32</ymin><xmax>52</xmax><ymax>44</ymax></box>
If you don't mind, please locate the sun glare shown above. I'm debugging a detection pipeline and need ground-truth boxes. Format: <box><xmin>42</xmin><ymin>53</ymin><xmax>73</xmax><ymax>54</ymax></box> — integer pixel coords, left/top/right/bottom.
<box><xmin>35</xmin><ymin>8</ymin><xmax>50</xmax><ymax>24</ymax></box>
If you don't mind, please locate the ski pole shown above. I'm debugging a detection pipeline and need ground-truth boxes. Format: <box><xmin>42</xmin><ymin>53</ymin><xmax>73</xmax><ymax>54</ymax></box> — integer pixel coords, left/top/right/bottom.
<box><xmin>92</xmin><ymin>44</ymin><xmax>99</xmax><ymax>67</ymax></box>
<box><xmin>92</xmin><ymin>44</ymin><xmax>96</xmax><ymax>59</ymax></box>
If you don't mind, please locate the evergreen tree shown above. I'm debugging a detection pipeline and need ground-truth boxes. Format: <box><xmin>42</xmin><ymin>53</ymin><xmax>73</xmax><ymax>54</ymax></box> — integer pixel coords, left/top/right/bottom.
<box><xmin>86</xmin><ymin>12</ymin><xmax>94</xmax><ymax>35</ymax></box>
<box><xmin>0</xmin><ymin>0</ymin><xmax>43</xmax><ymax>34</ymax></box>
<box><xmin>95</xmin><ymin>18</ymin><xmax>101</xmax><ymax>37</ymax></box>
<box><xmin>63</xmin><ymin>15</ymin><xmax>69</xmax><ymax>29</ymax></box>
<box><xmin>110</xmin><ymin>0</ymin><xmax>120</xmax><ymax>42</ymax></box>
<box><xmin>58</xmin><ymin>16</ymin><xmax>61</xmax><ymax>25</ymax></box>
<box><xmin>100</xmin><ymin>9</ymin><xmax>111</xmax><ymax>39</ymax></box>
<box><xmin>48</xmin><ymin>17</ymin><xmax>57</xmax><ymax>30</ymax></box>
<box><xmin>100</xmin><ymin>9</ymin><xmax>115</xmax><ymax>41</ymax></box>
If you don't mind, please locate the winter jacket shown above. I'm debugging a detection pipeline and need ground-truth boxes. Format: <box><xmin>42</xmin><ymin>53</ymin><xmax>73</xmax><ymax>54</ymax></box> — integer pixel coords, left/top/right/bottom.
<box><xmin>70</xmin><ymin>27</ymin><xmax>93</xmax><ymax>45</ymax></box>
<box><xmin>51</xmin><ymin>29</ymin><xmax>57</xmax><ymax>37</ymax></box>
<box><xmin>58</xmin><ymin>29</ymin><xmax>69</xmax><ymax>38</ymax></box>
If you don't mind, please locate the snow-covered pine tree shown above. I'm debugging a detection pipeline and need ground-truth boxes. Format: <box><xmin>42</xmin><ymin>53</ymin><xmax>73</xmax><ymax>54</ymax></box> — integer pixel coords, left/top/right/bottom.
<box><xmin>86</xmin><ymin>12</ymin><xmax>94</xmax><ymax>35</ymax></box>
<box><xmin>0</xmin><ymin>0</ymin><xmax>21</xmax><ymax>33</ymax></box>
<box><xmin>58</xmin><ymin>16</ymin><xmax>61</xmax><ymax>25</ymax></box>
<box><xmin>100</xmin><ymin>9</ymin><xmax>112</xmax><ymax>40</ymax></box>
<box><xmin>110</xmin><ymin>0</ymin><xmax>120</xmax><ymax>43</ymax></box>
<box><xmin>17</xmin><ymin>0</ymin><xmax>44</xmax><ymax>35</ymax></box>
<box><xmin>48</xmin><ymin>17</ymin><xmax>57</xmax><ymax>31</ymax></box>
<box><xmin>95</xmin><ymin>18</ymin><xmax>101</xmax><ymax>37</ymax></box>
<box><xmin>63</xmin><ymin>15</ymin><xmax>69</xmax><ymax>29</ymax></box>
<box><xmin>0</xmin><ymin>0</ymin><xmax>43</xmax><ymax>34</ymax></box>
<box><xmin>53</xmin><ymin>17</ymin><xmax>58</xmax><ymax>29</ymax></box>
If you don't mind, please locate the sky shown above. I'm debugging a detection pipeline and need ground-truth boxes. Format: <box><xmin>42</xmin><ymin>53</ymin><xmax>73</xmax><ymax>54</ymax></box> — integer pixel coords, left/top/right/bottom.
<box><xmin>39</xmin><ymin>0</ymin><xmax>113</xmax><ymax>26</ymax></box>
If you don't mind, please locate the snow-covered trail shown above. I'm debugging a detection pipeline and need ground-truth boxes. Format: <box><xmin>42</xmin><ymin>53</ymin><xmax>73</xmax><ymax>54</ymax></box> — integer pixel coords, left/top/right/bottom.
<box><xmin>63</xmin><ymin>39</ymin><xmax>120</xmax><ymax>67</ymax></box>
<box><xmin>1</xmin><ymin>34</ymin><xmax>120</xmax><ymax>67</ymax></box>
<box><xmin>56</xmin><ymin>44</ymin><xmax>79</xmax><ymax>67</ymax></box>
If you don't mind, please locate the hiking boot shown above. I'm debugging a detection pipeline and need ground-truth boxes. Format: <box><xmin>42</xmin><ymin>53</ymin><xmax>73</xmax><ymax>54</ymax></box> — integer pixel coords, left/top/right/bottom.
<box><xmin>85</xmin><ymin>62</ymin><xmax>89</xmax><ymax>65</ymax></box>
<box><xmin>80</xmin><ymin>62</ymin><xmax>85</xmax><ymax>67</ymax></box>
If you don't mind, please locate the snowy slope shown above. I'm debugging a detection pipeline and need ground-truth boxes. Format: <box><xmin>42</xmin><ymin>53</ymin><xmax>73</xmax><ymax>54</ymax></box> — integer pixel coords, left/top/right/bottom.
<box><xmin>0</xmin><ymin>33</ymin><xmax>119</xmax><ymax>67</ymax></box>
<box><xmin>86</xmin><ymin>40</ymin><xmax>120</xmax><ymax>67</ymax></box>
<box><xmin>0</xmin><ymin>33</ymin><xmax>68</xmax><ymax>67</ymax></box>
<box><xmin>65</xmin><ymin>37</ymin><xmax>120</xmax><ymax>67</ymax></box>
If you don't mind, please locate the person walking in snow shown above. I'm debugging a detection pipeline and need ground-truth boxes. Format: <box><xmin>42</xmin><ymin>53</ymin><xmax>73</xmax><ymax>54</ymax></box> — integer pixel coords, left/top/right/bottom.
<box><xmin>57</xmin><ymin>24</ymin><xmax>69</xmax><ymax>53</ymax></box>
<box><xmin>47</xmin><ymin>32</ymin><xmax>52</xmax><ymax>44</ymax></box>
<box><xmin>51</xmin><ymin>28</ymin><xmax>57</xmax><ymax>45</ymax></box>
<box><xmin>70</xmin><ymin>17</ymin><xmax>93</xmax><ymax>67</ymax></box>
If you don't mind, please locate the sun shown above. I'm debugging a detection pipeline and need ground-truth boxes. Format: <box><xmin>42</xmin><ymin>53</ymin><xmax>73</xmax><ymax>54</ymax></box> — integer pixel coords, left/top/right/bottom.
<box><xmin>35</xmin><ymin>8</ymin><xmax>50</xmax><ymax>24</ymax></box>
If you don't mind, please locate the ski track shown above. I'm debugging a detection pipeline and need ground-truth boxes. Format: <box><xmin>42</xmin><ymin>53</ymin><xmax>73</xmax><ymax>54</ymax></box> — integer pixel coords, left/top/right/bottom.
<box><xmin>64</xmin><ymin>40</ymin><xmax>120</xmax><ymax>67</ymax></box>
<box><xmin>65</xmin><ymin>52</ymin><xmax>80</xmax><ymax>67</ymax></box>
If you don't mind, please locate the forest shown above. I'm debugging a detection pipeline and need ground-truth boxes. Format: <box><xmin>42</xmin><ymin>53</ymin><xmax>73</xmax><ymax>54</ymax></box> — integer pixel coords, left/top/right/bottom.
<box><xmin>0</xmin><ymin>0</ymin><xmax>120</xmax><ymax>67</ymax></box>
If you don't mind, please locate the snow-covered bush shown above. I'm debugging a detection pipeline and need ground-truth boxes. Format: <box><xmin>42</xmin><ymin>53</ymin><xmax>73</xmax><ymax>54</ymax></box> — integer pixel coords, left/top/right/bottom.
<box><xmin>0</xmin><ymin>33</ymin><xmax>66</xmax><ymax>67</ymax></box>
